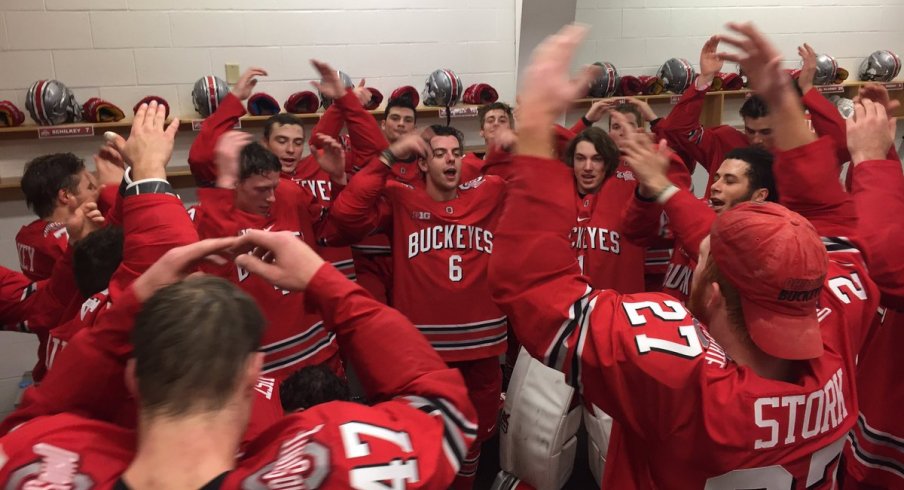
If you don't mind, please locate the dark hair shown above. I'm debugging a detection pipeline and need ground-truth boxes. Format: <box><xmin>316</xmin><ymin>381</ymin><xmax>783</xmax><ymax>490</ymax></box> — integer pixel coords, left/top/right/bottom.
<box><xmin>132</xmin><ymin>276</ymin><xmax>265</xmax><ymax>417</ymax></box>
<box><xmin>280</xmin><ymin>365</ymin><xmax>351</xmax><ymax>413</ymax></box>
<box><xmin>385</xmin><ymin>97</ymin><xmax>417</xmax><ymax>121</ymax></box>
<box><xmin>263</xmin><ymin>113</ymin><xmax>304</xmax><ymax>140</ymax></box>
<box><xmin>72</xmin><ymin>226</ymin><xmax>124</xmax><ymax>298</ymax></box>
<box><xmin>21</xmin><ymin>153</ymin><xmax>85</xmax><ymax>219</ymax></box>
<box><xmin>240</xmin><ymin>142</ymin><xmax>281</xmax><ymax>181</ymax></box>
<box><xmin>613</xmin><ymin>104</ymin><xmax>643</xmax><ymax>128</ymax></box>
<box><xmin>478</xmin><ymin>102</ymin><xmax>514</xmax><ymax>129</ymax></box>
<box><xmin>740</xmin><ymin>95</ymin><xmax>769</xmax><ymax>119</ymax></box>
<box><xmin>427</xmin><ymin>124</ymin><xmax>465</xmax><ymax>152</ymax></box>
<box><xmin>724</xmin><ymin>146</ymin><xmax>779</xmax><ymax>202</ymax></box>
<box><xmin>564</xmin><ymin>127</ymin><xmax>620</xmax><ymax>180</ymax></box>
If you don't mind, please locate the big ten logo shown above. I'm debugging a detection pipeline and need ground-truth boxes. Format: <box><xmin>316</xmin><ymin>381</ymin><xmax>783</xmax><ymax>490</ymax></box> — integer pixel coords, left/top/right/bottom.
<box><xmin>297</xmin><ymin>179</ymin><xmax>333</xmax><ymax>202</ymax></box>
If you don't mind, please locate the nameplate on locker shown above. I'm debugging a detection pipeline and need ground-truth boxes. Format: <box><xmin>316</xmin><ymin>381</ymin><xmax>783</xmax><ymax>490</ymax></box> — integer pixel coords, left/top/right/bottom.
<box><xmin>193</xmin><ymin>120</ymin><xmax>242</xmax><ymax>131</ymax></box>
<box><xmin>439</xmin><ymin>107</ymin><xmax>479</xmax><ymax>119</ymax></box>
<box><xmin>37</xmin><ymin>125</ymin><xmax>95</xmax><ymax>139</ymax></box>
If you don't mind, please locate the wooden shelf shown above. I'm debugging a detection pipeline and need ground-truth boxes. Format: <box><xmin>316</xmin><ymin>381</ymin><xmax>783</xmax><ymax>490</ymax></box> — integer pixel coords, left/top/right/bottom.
<box><xmin>0</xmin><ymin>103</ymin><xmax>479</xmax><ymax>141</ymax></box>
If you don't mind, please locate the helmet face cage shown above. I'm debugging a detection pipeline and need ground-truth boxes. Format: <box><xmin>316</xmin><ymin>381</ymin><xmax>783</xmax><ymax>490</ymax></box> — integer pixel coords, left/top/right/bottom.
<box><xmin>589</xmin><ymin>62</ymin><xmax>619</xmax><ymax>98</ymax></box>
<box><xmin>320</xmin><ymin>70</ymin><xmax>355</xmax><ymax>109</ymax></box>
<box><xmin>813</xmin><ymin>54</ymin><xmax>838</xmax><ymax>86</ymax></box>
<box><xmin>26</xmin><ymin>80</ymin><xmax>82</xmax><ymax>126</ymax></box>
<box><xmin>192</xmin><ymin>76</ymin><xmax>229</xmax><ymax>117</ymax></box>
<box><xmin>859</xmin><ymin>50</ymin><xmax>902</xmax><ymax>82</ymax></box>
<box><xmin>422</xmin><ymin>69</ymin><xmax>463</xmax><ymax>107</ymax></box>
<box><xmin>659</xmin><ymin>58</ymin><xmax>696</xmax><ymax>94</ymax></box>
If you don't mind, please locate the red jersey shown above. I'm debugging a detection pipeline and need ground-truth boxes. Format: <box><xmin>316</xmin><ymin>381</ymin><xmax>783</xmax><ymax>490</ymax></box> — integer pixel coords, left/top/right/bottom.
<box><xmin>0</xmin><ymin>413</ymin><xmax>133</xmax><ymax>486</ymax></box>
<box><xmin>190</xmin><ymin>185</ymin><xmax>340</xmax><ymax>381</ymax></box>
<box><xmin>230</xmin><ymin>264</ymin><xmax>477</xmax><ymax>489</ymax></box>
<box><xmin>843</xmin><ymin>158</ymin><xmax>904</xmax><ymax>488</ymax></box>
<box><xmin>489</xmin><ymin>152</ymin><xmax>880</xmax><ymax>489</ymax></box>
<box><xmin>330</xmin><ymin>159</ymin><xmax>508</xmax><ymax>362</ymax></box>
<box><xmin>15</xmin><ymin>219</ymin><xmax>68</xmax><ymax>281</ymax></box>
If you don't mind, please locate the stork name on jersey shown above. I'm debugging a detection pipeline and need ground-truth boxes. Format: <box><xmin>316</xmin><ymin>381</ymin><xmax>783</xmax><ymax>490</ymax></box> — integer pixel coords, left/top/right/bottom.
<box><xmin>298</xmin><ymin>179</ymin><xmax>332</xmax><ymax>202</ymax></box>
<box><xmin>571</xmin><ymin>227</ymin><xmax>621</xmax><ymax>254</ymax></box>
<box><xmin>17</xmin><ymin>243</ymin><xmax>35</xmax><ymax>273</ymax></box>
<box><xmin>753</xmin><ymin>367</ymin><xmax>849</xmax><ymax>449</ymax></box>
<box><xmin>407</xmin><ymin>224</ymin><xmax>494</xmax><ymax>258</ymax></box>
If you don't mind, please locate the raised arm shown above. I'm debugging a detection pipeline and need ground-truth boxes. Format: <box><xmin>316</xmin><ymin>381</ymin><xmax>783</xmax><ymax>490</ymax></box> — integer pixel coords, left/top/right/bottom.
<box><xmin>719</xmin><ymin>24</ymin><xmax>856</xmax><ymax>237</ymax></box>
<box><xmin>846</xmin><ymin>99</ymin><xmax>904</xmax><ymax>307</ymax></box>
<box><xmin>188</xmin><ymin>68</ymin><xmax>267</xmax><ymax>187</ymax></box>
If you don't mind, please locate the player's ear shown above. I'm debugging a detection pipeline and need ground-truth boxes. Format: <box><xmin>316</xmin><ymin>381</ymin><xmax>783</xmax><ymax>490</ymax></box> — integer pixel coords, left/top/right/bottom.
<box><xmin>751</xmin><ymin>187</ymin><xmax>769</xmax><ymax>203</ymax></box>
<box><xmin>707</xmin><ymin>281</ymin><xmax>725</xmax><ymax>311</ymax></box>
<box><xmin>124</xmin><ymin>359</ymin><xmax>139</xmax><ymax>399</ymax></box>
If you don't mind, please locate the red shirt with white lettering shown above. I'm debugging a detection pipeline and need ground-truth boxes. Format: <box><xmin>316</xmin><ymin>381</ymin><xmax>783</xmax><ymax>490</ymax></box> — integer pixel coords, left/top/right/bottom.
<box><xmin>15</xmin><ymin>219</ymin><xmax>68</xmax><ymax>281</ymax></box>
<box><xmin>490</xmin><ymin>153</ymin><xmax>880</xmax><ymax>489</ymax></box>
<box><xmin>330</xmin><ymin>159</ymin><xmax>507</xmax><ymax>362</ymax></box>
<box><xmin>190</xmin><ymin>185</ymin><xmax>340</xmax><ymax>381</ymax></box>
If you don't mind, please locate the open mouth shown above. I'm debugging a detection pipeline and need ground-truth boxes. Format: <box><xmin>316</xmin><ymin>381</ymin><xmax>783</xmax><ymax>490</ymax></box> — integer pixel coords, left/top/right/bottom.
<box><xmin>443</xmin><ymin>168</ymin><xmax>458</xmax><ymax>180</ymax></box>
<box><xmin>709</xmin><ymin>197</ymin><xmax>725</xmax><ymax>210</ymax></box>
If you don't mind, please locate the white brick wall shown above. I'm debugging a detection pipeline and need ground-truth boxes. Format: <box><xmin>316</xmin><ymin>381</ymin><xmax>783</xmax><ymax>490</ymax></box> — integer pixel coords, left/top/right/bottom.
<box><xmin>573</xmin><ymin>1</ymin><xmax>904</xmax><ymax>77</ymax></box>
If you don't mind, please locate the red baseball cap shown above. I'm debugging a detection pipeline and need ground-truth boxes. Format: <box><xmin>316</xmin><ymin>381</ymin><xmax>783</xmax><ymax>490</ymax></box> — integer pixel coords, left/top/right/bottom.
<box><xmin>710</xmin><ymin>202</ymin><xmax>828</xmax><ymax>360</ymax></box>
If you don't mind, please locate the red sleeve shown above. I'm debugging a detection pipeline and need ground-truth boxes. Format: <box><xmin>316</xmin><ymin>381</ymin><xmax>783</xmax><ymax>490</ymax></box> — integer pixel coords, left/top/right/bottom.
<box><xmin>802</xmin><ymin>88</ymin><xmax>852</xmax><ymax>165</ymax></box>
<box><xmin>569</xmin><ymin>118</ymin><xmax>588</xmax><ymax>134</ymax></box>
<box><xmin>774</xmin><ymin>136</ymin><xmax>857</xmax><ymax>238</ymax></box>
<box><xmin>334</xmin><ymin>89</ymin><xmax>389</xmax><ymax>158</ymax></box>
<box><xmin>328</xmin><ymin>156</ymin><xmax>393</xmax><ymax>242</ymax></box>
<box><xmin>554</xmin><ymin>124</ymin><xmax>577</xmax><ymax>160</ymax></box>
<box><xmin>851</xmin><ymin>159</ymin><xmax>904</xmax><ymax>307</ymax></box>
<box><xmin>654</xmin><ymin>84</ymin><xmax>712</xmax><ymax>168</ymax></box>
<box><xmin>188</xmin><ymin>92</ymin><xmax>246</xmax><ymax>187</ymax></box>
<box><xmin>1</xmin><ymin>246</ymin><xmax>79</xmax><ymax>335</ymax></box>
<box><xmin>107</xmin><ymin>193</ymin><xmax>200</xmax><ymax>301</ymax></box>
<box><xmin>487</xmin><ymin>154</ymin><xmax>703</xmax><ymax>439</ymax></box>
<box><xmin>621</xmin><ymin>193</ymin><xmax>665</xmax><ymax>248</ymax></box>
<box><xmin>96</xmin><ymin>184</ymin><xmax>119</xmax><ymax>219</ymax></box>
<box><xmin>309</xmin><ymin>104</ymin><xmax>344</xmax><ymax>142</ymax></box>
<box><xmin>0</xmin><ymin>287</ymin><xmax>143</xmax><ymax>435</ymax></box>
<box><xmin>663</xmin><ymin>189</ymin><xmax>716</xmax><ymax>258</ymax></box>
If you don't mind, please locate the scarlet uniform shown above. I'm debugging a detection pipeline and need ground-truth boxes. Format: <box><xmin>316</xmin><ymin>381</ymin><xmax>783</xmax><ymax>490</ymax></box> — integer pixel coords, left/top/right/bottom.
<box><xmin>15</xmin><ymin>220</ymin><xmax>68</xmax><ymax>281</ymax></box>
<box><xmin>488</xmin><ymin>152</ymin><xmax>879</xmax><ymax>489</ymax></box>
<box><xmin>188</xmin><ymin>91</ymin><xmax>356</xmax><ymax>283</ymax></box>
<box><xmin>825</xmin><ymin>154</ymin><xmax>904</xmax><ymax>486</ymax></box>
<box><xmin>330</xmin><ymin>159</ymin><xmax>507</xmax><ymax>361</ymax></box>
<box><xmin>190</xmin><ymin>185</ymin><xmax>341</xmax><ymax>381</ymax></box>
<box><xmin>654</xmin><ymin>84</ymin><xmax>856</xmax><ymax>197</ymax></box>
<box><xmin>1</xmin><ymin>264</ymin><xmax>477</xmax><ymax>490</ymax></box>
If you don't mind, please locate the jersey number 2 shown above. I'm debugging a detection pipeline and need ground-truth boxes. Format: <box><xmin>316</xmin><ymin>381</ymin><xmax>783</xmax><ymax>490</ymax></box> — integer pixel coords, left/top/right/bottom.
<box><xmin>623</xmin><ymin>301</ymin><xmax>704</xmax><ymax>359</ymax></box>
<box><xmin>339</xmin><ymin>422</ymin><xmax>419</xmax><ymax>489</ymax></box>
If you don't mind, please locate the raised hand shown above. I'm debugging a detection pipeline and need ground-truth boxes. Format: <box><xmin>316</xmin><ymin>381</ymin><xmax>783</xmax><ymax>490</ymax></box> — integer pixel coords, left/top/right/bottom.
<box><xmin>698</xmin><ymin>35</ymin><xmax>724</xmax><ymax>87</ymax></box>
<box><xmin>386</xmin><ymin>133</ymin><xmax>431</xmax><ymax>162</ymax></box>
<box><xmin>234</xmin><ymin>230</ymin><xmax>326</xmax><ymax>292</ymax></box>
<box><xmin>856</xmin><ymin>83</ymin><xmax>902</xmax><ymax>114</ymax></box>
<box><xmin>847</xmin><ymin>99</ymin><xmax>897</xmax><ymax>165</ymax></box>
<box><xmin>110</xmin><ymin>101</ymin><xmax>180</xmax><ymax>181</ymax></box>
<box><xmin>311</xmin><ymin>134</ymin><xmax>348</xmax><ymax>185</ymax></box>
<box><xmin>352</xmin><ymin>79</ymin><xmax>373</xmax><ymax>107</ymax></box>
<box><xmin>66</xmin><ymin>201</ymin><xmax>106</xmax><ymax>244</ymax></box>
<box><xmin>717</xmin><ymin>22</ymin><xmax>790</xmax><ymax>107</ymax></box>
<box><xmin>491</xmin><ymin>126</ymin><xmax>518</xmax><ymax>153</ymax></box>
<box><xmin>311</xmin><ymin>59</ymin><xmax>346</xmax><ymax>101</ymax></box>
<box><xmin>231</xmin><ymin>67</ymin><xmax>268</xmax><ymax>101</ymax></box>
<box><xmin>584</xmin><ymin>99</ymin><xmax>617</xmax><ymax>123</ymax></box>
<box><xmin>797</xmin><ymin>43</ymin><xmax>817</xmax><ymax>93</ymax></box>
<box><xmin>624</xmin><ymin>96</ymin><xmax>658</xmax><ymax>123</ymax></box>
<box><xmin>132</xmin><ymin>237</ymin><xmax>241</xmax><ymax>302</ymax></box>
<box><xmin>614</xmin><ymin>111</ymin><xmax>673</xmax><ymax>198</ymax></box>
<box><xmin>517</xmin><ymin>24</ymin><xmax>597</xmax><ymax>158</ymax></box>
<box><xmin>214</xmin><ymin>131</ymin><xmax>255</xmax><ymax>189</ymax></box>
<box><xmin>94</xmin><ymin>144</ymin><xmax>126</xmax><ymax>187</ymax></box>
